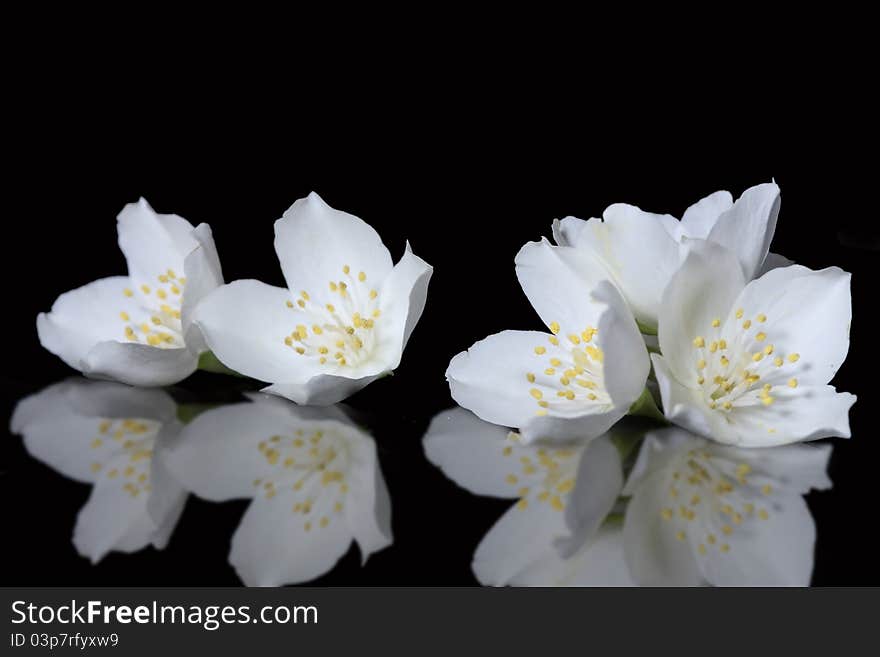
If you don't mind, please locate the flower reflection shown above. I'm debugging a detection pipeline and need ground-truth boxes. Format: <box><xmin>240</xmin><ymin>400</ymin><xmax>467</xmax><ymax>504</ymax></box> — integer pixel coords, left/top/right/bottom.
<box><xmin>163</xmin><ymin>393</ymin><xmax>392</xmax><ymax>586</ymax></box>
<box><xmin>423</xmin><ymin>407</ymin><xmax>832</xmax><ymax>586</ymax></box>
<box><xmin>9</xmin><ymin>379</ymin><xmax>187</xmax><ymax>563</ymax></box>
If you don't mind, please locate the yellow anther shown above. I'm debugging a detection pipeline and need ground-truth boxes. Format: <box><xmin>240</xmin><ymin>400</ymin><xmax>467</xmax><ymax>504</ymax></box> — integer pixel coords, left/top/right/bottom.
<box><xmin>329</xmin><ymin>282</ymin><xmax>338</xmax><ymax>292</ymax></box>
<box><xmin>147</xmin><ymin>334</ymin><xmax>161</xmax><ymax>346</ymax></box>
<box><xmin>722</xmin><ymin>401</ymin><xmax>732</xmax><ymax>410</ymax></box>
<box><xmin>722</xmin><ymin>525</ymin><xmax>733</xmax><ymax>535</ymax></box>
<box><xmin>549</xmin><ymin>321</ymin><xmax>560</xmax><ymax>334</ymax></box>
<box><xmin>752</xmin><ymin>352</ymin><xmax>764</xmax><ymax>362</ymax></box>
<box><xmin>588</xmin><ymin>393</ymin><xmax>598</xmax><ymax>400</ymax></box>
<box><xmin>320</xmin><ymin>517</ymin><xmax>329</xmax><ymax>528</ymax></box>
<box><xmin>761</xmin><ymin>395</ymin><xmax>774</xmax><ymax>406</ymax></box>
<box><xmin>300</xmin><ymin>291</ymin><xmax>310</xmax><ymax>301</ymax></box>
<box><xmin>123</xmin><ymin>288</ymin><xmax>134</xmax><ymax>297</ymax></box>
<box><xmin>295</xmin><ymin>347</ymin><xmax>305</xmax><ymax>355</ymax></box>
<box><xmin>762</xmin><ymin>484</ymin><xmax>772</xmax><ymax>495</ymax></box>
<box><xmin>296</xmin><ymin>325</ymin><xmax>308</xmax><ymax>339</ymax></box>
<box><xmin>661</xmin><ymin>508</ymin><xmax>673</xmax><ymax>520</ymax></box>
<box><xmin>693</xmin><ymin>336</ymin><xmax>705</xmax><ymax>348</ymax></box>
<box><xmin>709</xmin><ymin>341</ymin><xmax>718</xmax><ymax>353</ymax></box>
<box><xmin>530</xmin><ymin>388</ymin><xmax>543</xmax><ymax>400</ymax></box>
<box><xmin>505</xmin><ymin>474</ymin><xmax>518</xmax><ymax>485</ymax></box>
<box><xmin>676</xmin><ymin>531</ymin><xmax>686</xmax><ymax>542</ymax></box>
<box><xmin>526</xmin><ymin>372</ymin><xmax>536</xmax><ymax>383</ymax></box>
<box><xmin>585</xmin><ymin>346</ymin><xmax>603</xmax><ymax>362</ymax></box>
<box><xmin>773</xmin><ymin>357</ymin><xmax>784</xmax><ymax>367</ymax></box>
<box><xmin>788</xmin><ymin>353</ymin><xmax>800</xmax><ymax>363</ymax></box>
<box><xmin>568</xmin><ymin>334</ymin><xmax>581</xmax><ymax>345</ymax></box>
<box><xmin>764</xmin><ymin>344</ymin><xmax>774</xmax><ymax>355</ymax></box>
<box><xmin>544</xmin><ymin>368</ymin><xmax>555</xmax><ymax>376</ymax></box>
<box><xmin>757</xmin><ymin>313</ymin><xmax>767</xmax><ymax>323</ymax></box>
<box><xmin>156</xmin><ymin>289</ymin><xmax>167</xmax><ymax>299</ymax></box>
<box><xmin>742</xmin><ymin>319</ymin><xmax>752</xmax><ymax>329</ymax></box>
<box><xmin>372</xmin><ymin>309</ymin><xmax>381</xmax><ymax>318</ymax></box>
<box><xmin>284</xmin><ymin>336</ymin><xmax>293</xmax><ymax>346</ymax></box>
<box><xmin>549</xmin><ymin>358</ymin><xmax>562</xmax><ymax>367</ymax></box>
<box><xmin>119</xmin><ymin>311</ymin><xmax>130</xmax><ymax>321</ymax></box>
<box><xmin>297</xmin><ymin>299</ymin><xmax>305</xmax><ymax>308</ymax></box>
<box><xmin>707</xmin><ymin>534</ymin><xmax>716</xmax><ymax>545</ymax></box>
<box><xmin>343</xmin><ymin>265</ymin><xmax>350</xmax><ymax>274</ymax></box>
<box><xmin>171</xmin><ymin>285</ymin><xmax>180</xmax><ymax>295</ymax></box>
<box><xmin>736</xmin><ymin>308</ymin><xmax>744</xmax><ymax>319</ymax></box>
<box><xmin>697</xmin><ymin>359</ymin><xmax>707</xmax><ymax>370</ymax></box>
<box><xmin>369</xmin><ymin>289</ymin><xmax>378</xmax><ymax>299</ymax></box>
<box><xmin>720</xmin><ymin>544</ymin><xmax>730</xmax><ymax>553</ymax></box>
<box><xmin>720</xmin><ymin>355</ymin><xmax>729</xmax><ymax>367</ymax></box>
<box><xmin>326</xmin><ymin>304</ymin><xmax>335</xmax><ymax>313</ymax></box>
<box><xmin>758</xmin><ymin>509</ymin><xmax>769</xmax><ymax>520</ymax></box>
<box><xmin>564</xmin><ymin>390</ymin><xmax>575</xmax><ymax>400</ymax></box>
<box><xmin>517</xmin><ymin>498</ymin><xmax>529</xmax><ymax>510</ymax></box>
<box><xmin>711</xmin><ymin>318</ymin><xmax>721</xmax><ymax>328</ymax></box>
<box><xmin>719</xmin><ymin>339</ymin><xmax>727</xmax><ymax>349</ymax></box>
<box><xmin>697</xmin><ymin>376</ymin><xmax>705</xmax><ymax>385</ymax></box>
<box><xmin>788</xmin><ymin>378</ymin><xmax>798</xmax><ymax>388</ymax></box>
<box><xmin>534</xmin><ymin>346</ymin><xmax>546</xmax><ymax>355</ymax></box>
<box><xmin>559</xmin><ymin>376</ymin><xmax>570</xmax><ymax>386</ymax></box>
<box><xmin>358</xmin><ymin>271</ymin><xmax>366</xmax><ymax>282</ymax></box>
<box><xmin>550</xmin><ymin>496</ymin><xmax>564</xmax><ymax>511</ymax></box>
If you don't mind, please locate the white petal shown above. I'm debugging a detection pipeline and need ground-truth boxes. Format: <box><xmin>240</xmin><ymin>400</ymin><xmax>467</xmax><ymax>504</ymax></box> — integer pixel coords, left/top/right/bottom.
<box><xmin>757</xmin><ymin>252</ymin><xmax>794</xmax><ymax>276</ymax></box>
<box><xmin>37</xmin><ymin>276</ymin><xmax>141</xmax><ymax>372</ymax></box>
<box><xmin>83</xmin><ymin>342</ymin><xmax>198</xmax><ymax>387</ymax></box>
<box><xmin>700</xmin><ymin>493</ymin><xmax>817</xmax><ymax>586</ymax></box>
<box><xmin>511</xmin><ymin>525</ymin><xmax>634</xmax><ymax>586</ymax></box>
<box><xmin>446</xmin><ymin>330</ymin><xmax>550</xmax><ymax>430</ymax></box>
<box><xmin>706</xmin><ymin>182</ymin><xmax>781</xmax><ymax>280</ymax></box>
<box><xmin>72</xmin><ymin>452</ymin><xmax>155</xmax><ymax>564</ymax></box>
<box><xmin>10</xmin><ymin>379</ymin><xmax>169</xmax><ymax>484</ymax></box>
<box><xmin>622</xmin><ymin>469</ymin><xmax>704</xmax><ymax>586</ymax></box>
<box><xmin>594</xmin><ymin>204</ymin><xmax>684</xmax><ymax>331</ymax></box>
<box><xmin>230</xmin><ymin>491</ymin><xmax>354</xmax><ymax>586</ymax></box>
<box><xmin>373</xmin><ymin>242</ymin><xmax>432</xmax><ymax>369</ymax></box>
<box><xmin>117</xmin><ymin>198</ymin><xmax>198</xmax><ymax>298</ymax></box>
<box><xmin>551</xmin><ymin>216</ymin><xmax>589</xmax><ymax>247</ymax></box>
<box><xmin>192</xmin><ymin>280</ymin><xmax>313</xmax><ymax>384</ymax></box>
<box><xmin>263</xmin><ymin>373</ymin><xmax>382</xmax><ymax>405</ymax></box>
<box><xmin>342</xmin><ymin>434</ymin><xmax>393</xmax><ymax>563</ymax></box>
<box><xmin>423</xmin><ymin>407</ymin><xmax>543</xmax><ymax>498</ymax></box>
<box><xmin>274</xmin><ymin>192</ymin><xmax>393</xmax><ymax>305</ymax></box>
<box><xmin>515</xmin><ymin>239</ymin><xmax>610</xmax><ymax>332</ymax></box>
<box><xmin>731</xmin><ymin>264</ymin><xmax>851</xmax><ymax>386</ymax></box>
<box><xmin>679</xmin><ymin>190</ymin><xmax>733</xmax><ymax>239</ymax></box>
<box><xmin>164</xmin><ymin>401</ymin><xmax>297</xmax><ymax>501</ymax></box>
<box><xmin>555</xmin><ymin>435</ymin><xmax>623</xmax><ymax>558</ymax></box>
<box><xmin>722</xmin><ymin>385</ymin><xmax>855</xmax><ymax>447</ymax></box>
<box><xmin>657</xmin><ymin>240</ymin><xmax>746</xmax><ymax>385</ymax></box>
<box><xmin>472</xmin><ymin>493</ymin><xmax>570</xmax><ymax>586</ymax></box>
<box><xmin>181</xmin><ymin>223</ymin><xmax>225</xmax><ymax>352</ymax></box>
<box><xmin>651</xmin><ymin>354</ymin><xmax>718</xmax><ymax>440</ymax></box>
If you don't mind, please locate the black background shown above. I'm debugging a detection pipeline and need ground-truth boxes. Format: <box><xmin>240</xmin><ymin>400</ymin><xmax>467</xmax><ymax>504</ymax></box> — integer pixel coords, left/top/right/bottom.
<box><xmin>3</xmin><ymin>53</ymin><xmax>876</xmax><ymax>585</ymax></box>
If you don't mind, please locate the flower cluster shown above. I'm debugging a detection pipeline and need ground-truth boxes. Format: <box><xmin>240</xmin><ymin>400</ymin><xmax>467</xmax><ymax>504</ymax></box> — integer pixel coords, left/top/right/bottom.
<box><xmin>432</xmin><ymin>182</ymin><xmax>855</xmax><ymax>585</ymax></box>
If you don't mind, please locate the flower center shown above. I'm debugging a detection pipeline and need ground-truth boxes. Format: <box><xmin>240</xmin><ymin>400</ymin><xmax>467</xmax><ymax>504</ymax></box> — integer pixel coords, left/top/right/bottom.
<box><xmin>120</xmin><ymin>268</ymin><xmax>187</xmax><ymax>348</ymax></box>
<box><xmin>525</xmin><ymin>322</ymin><xmax>608</xmax><ymax>416</ymax></box>
<box><xmin>89</xmin><ymin>418</ymin><xmax>159</xmax><ymax>498</ymax></box>
<box><xmin>253</xmin><ymin>426</ymin><xmax>350</xmax><ymax>533</ymax></box>
<box><xmin>659</xmin><ymin>448</ymin><xmax>776</xmax><ymax>556</ymax></box>
<box><xmin>691</xmin><ymin>309</ymin><xmax>800</xmax><ymax>424</ymax></box>
<box><xmin>282</xmin><ymin>265</ymin><xmax>381</xmax><ymax>369</ymax></box>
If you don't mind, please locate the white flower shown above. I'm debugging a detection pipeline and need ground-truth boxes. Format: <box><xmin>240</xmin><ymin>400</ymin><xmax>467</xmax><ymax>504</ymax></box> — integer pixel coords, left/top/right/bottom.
<box><xmin>552</xmin><ymin>182</ymin><xmax>782</xmax><ymax>332</ymax></box>
<box><xmin>423</xmin><ymin>406</ymin><xmax>635</xmax><ymax>586</ymax></box>
<box><xmin>652</xmin><ymin>239</ymin><xmax>855</xmax><ymax>447</ymax></box>
<box><xmin>10</xmin><ymin>379</ymin><xmax>187</xmax><ymax>564</ymax></box>
<box><xmin>622</xmin><ymin>427</ymin><xmax>831</xmax><ymax>586</ymax></box>
<box><xmin>163</xmin><ymin>393</ymin><xmax>392</xmax><ymax>586</ymax></box>
<box><xmin>447</xmin><ymin>239</ymin><xmax>649</xmax><ymax>444</ymax></box>
<box><xmin>37</xmin><ymin>199</ymin><xmax>224</xmax><ymax>386</ymax></box>
<box><xmin>192</xmin><ymin>193</ymin><xmax>432</xmax><ymax>406</ymax></box>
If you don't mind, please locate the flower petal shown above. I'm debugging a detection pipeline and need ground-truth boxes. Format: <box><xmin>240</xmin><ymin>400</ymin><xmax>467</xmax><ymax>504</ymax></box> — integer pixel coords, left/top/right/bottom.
<box><xmin>706</xmin><ymin>182</ymin><xmax>781</xmax><ymax>280</ymax></box>
<box><xmin>511</xmin><ymin>525</ymin><xmax>634</xmax><ymax>586</ymax></box>
<box><xmin>731</xmin><ymin>264</ymin><xmax>851</xmax><ymax>387</ymax></box>
<box><xmin>423</xmin><ymin>407</ymin><xmax>543</xmax><ymax>498</ymax></box>
<box><xmin>757</xmin><ymin>252</ymin><xmax>794</xmax><ymax>276</ymax></box>
<box><xmin>230</xmin><ymin>491</ymin><xmax>354</xmax><ymax>586</ymax></box>
<box><xmin>446</xmin><ymin>330</ymin><xmax>550</xmax><ymax>430</ymax></box>
<box><xmin>373</xmin><ymin>242</ymin><xmax>432</xmax><ymax>369</ymax></box>
<box><xmin>181</xmin><ymin>223</ymin><xmax>224</xmax><ymax>353</ymax></box>
<box><xmin>274</xmin><ymin>193</ymin><xmax>393</xmax><ymax>305</ymax></box>
<box><xmin>472</xmin><ymin>492</ymin><xmax>570</xmax><ymax>586</ymax></box>
<box><xmin>657</xmin><ymin>240</ymin><xmax>746</xmax><ymax>385</ymax></box>
<box><xmin>678</xmin><ymin>190</ymin><xmax>733</xmax><ymax>239</ymax></box>
<box><xmin>342</xmin><ymin>434</ymin><xmax>393</xmax><ymax>564</ymax></box>
<box><xmin>192</xmin><ymin>279</ymin><xmax>314</xmax><ymax>384</ymax></box>
<box><xmin>651</xmin><ymin>354</ymin><xmax>717</xmax><ymax>440</ymax></box>
<box><xmin>83</xmin><ymin>342</ymin><xmax>198</xmax><ymax>387</ymax></box>
<box><xmin>117</xmin><ymin>198</ymin><xmax>199</xmax><ymax>299</ymax></box>
<box><xmin>623</xmin><ymin>468</ymin><xmax>704</xmax><ymax>586</ymax></box>
<box><xmin>37</xmin><ymin>276</ymin><xmax>143</xmax><ymax>372</ymax></box>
